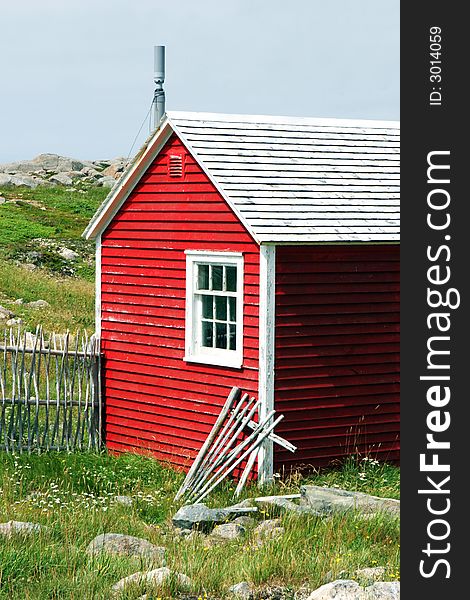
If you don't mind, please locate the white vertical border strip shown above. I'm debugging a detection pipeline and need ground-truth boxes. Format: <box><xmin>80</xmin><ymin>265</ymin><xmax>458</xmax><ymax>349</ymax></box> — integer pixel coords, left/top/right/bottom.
<box><xmin>257</xmin><ymin>244</ymin><xmax>276</xmax><ymax>484</ymax></box>
<box><xmin>95</xmin><ymin>234</ymin><xmax>102</xmax><ymax>338</ymax></box>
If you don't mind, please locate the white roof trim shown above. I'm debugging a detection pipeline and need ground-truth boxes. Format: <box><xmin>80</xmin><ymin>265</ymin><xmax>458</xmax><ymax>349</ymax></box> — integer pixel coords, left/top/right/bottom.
<box><xmin>167</xmin><ymin>110</ymin><xmax>399</xmax><ymax>129</ymax></box>
<box><xmin>83</xmin><ymin>119</ymin><xmax>173</xmax><ymax>240</ymax></box>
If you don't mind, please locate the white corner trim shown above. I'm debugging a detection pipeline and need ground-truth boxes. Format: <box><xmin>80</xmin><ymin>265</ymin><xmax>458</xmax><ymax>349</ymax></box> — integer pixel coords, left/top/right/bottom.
<box><xmin>257</xmin><ymin>245</ymin><xmax>276</xmax><ymax>484</ymax></box>
<box><xmin>95</xmin><ymin>235</ymin><xmax>102</xmax><ymax>338</ymax></box>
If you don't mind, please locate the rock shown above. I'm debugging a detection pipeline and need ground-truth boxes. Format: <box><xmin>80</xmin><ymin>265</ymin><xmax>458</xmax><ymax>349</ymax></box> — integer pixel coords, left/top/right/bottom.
<box><xmin>87</xmin><ymin>533</ymin><xmax>165</xmax><ymax>562</ymax></box>
<box><xmin>0</xmin><ymin>154</ymin><xmax>89</xmax><ymax>174</ymax></box>
<box><xmin>300</xmin><ymin>486</ymin><xmax>400</xmax><ymax>517</ymax></box>
<box><xmin>112</xmin><ymin>566</ymin><xmax>191</xmax><ymax>593</ymax></box>
<box><xmin>57</xmin><ymin>156</ymin><xmax>86</xmax><ymax>172</ymax></box>
<box><xmin>228</xmin><ymin>581</ymin><xmax>252</xmax><ymax>599</ymax></box>
<box><xmin>252</xmin><ymin>519</ymin><xmax>285</xmax><ymax>545</ymax></box>
<box><xmin>23</xmin><ymin>263</ymin><xmax>37</xmax><ymax>271</ymax></box>
<box><xmin>233</xmin><ymin>515</ymin><xmax>256</xmax><ymax>528</ymax></box>
<box><xmin>113</xmin><ymin>495</ymin><xmax>133</xmax><ymax>507</ymax></box>
<box><xmin>49</xmin><ymin>173</ymin><xmax>73</xmax><ymax>186</ymax></box>
<box><xmin>0</xmin><ymin>305</ymin><xmax>14</xmax><ymax>319</ymax></box>
<box><xmin>174</xmin><ymin>527</ymin><xmax>192</xmax><ymax>537</ymax></box>
<box><xmin>0</xmin><ymin>520</ymin><xmax>45</xmax><ymax>536</ymax></box>
<box><xmin>306</xmin><ymin>580</ymin><xmax>400</xmax><ymax>600</ymax></box>
<box><xmin>102</xmin><ymin>164</ymin><xmax>125</xmax><ymax>178</ymax></box>
<box><xmin>255</xmin><ymin>495</ymin><xmax>322</xmax><ymax>516</ymax></box>
<box><xmin>355</xmin><ymin>567</ymin><xmax>387</xmax><ymax>582</ymax></box>
<box><xmin>307</xmin><ymin>580</ymin><xmax>361</xmax><ymax>600</ymax></box>
<box><xmin>6</xmin><ymin>318</ymin><xmax>22</xmax><ymax>326</ymax></box>
<box><xmin>25</xmin><ymin>300</ymin><xmax>50</xmax><ymax>309</ymax></box>
<box><xmin>0</xmin><ymin>174</ymin><xmax>12</xmax><ymax>185</ymax></box>
<box><xmin>93</xmin><ymin>159</ymin><xmax>112</xmax><ymax>169</ymax></box>
<box><xmin>0</xmin><ymin>196</ymin><xmax>5</xmax><ymax>204</ymax></box>
<box><xmin>172</xmin><ymin>503</ymin><xmax>257</xmax><ymax>531</ymax></box>
<box><xmin>363</xmin><ymin>582</ymin><xmax>400</xmax><ymax>599</ymax></box>
<box><xmin>10</xmin><ymin>174</ymin><xmax>40</xmax><ymax>188</ymax></box>
<box><xmin>80</xmin><ymin>166</ymin><xmax>102</xmax><ymax>178</ymax></box>
<box><xmin>211</xmin><ymin>522</ymin><xmax>245</xmax><ymax>541</ymax></box>
<box><xmin>13</xmin><ymin>298</ymin><xmax>24</xmax><ymax>305</ymax></box>
<box><xmin>66</xmin><ymin>171</ymin><xmax>85</xmax><ymax>180</ymax></box>
<box><xmin>97</xmin><ymin>175</ymin><xmax>116</xmax><ymax>188</ymax></box>
<box><xmin>58</xmin><ymin>247</ymin><xmax>79</xmax><ymax>261</ymax></box>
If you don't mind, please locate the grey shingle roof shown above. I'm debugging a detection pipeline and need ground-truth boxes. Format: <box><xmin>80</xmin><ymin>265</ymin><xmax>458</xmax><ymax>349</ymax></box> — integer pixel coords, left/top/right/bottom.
<box><xmin>84</xmin><ymin>111</ymin><xmax>399</xmax><ymax>244</ymax></box>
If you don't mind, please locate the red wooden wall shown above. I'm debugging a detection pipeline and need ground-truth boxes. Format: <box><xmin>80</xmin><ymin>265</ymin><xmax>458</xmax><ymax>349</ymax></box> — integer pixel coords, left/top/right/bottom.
<box><xmin>100</xmin><ymin>134</ymin><xmax>260</xmax><ymax>468</ymax></box>
<box><xmin>273</xmin><ymin>245</ymin><xmax>400</xmax><ymax>471</ymax></box>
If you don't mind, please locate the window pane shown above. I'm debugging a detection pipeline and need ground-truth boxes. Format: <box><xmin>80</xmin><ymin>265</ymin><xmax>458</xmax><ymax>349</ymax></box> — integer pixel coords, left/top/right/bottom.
<box><xmin>215</xmin><ymin>322</ymin><xmax>227</xmax><ymax>349</ymax></box>
<box><xmin>226</xmin><ymin>266</ymin><xmax>237</xmax><ymax>292</ymax></box>
<box><xmin>212</xmin><ymin>265</ymin><xmax>223</xmax><ymax>290</ymax></box>
<box><xmin>229</xmin><ymin>324</ymin><xmax>236</xmax><ymax>350</ymax></box>
<box><xmin>202</xmin><ymin>295</ymin><xmax>213</xmax><ymax>319</ymax></box>
<box><xmin>201</xmin><ymin>320</ymin><xmax>213</xmax><ymax>347</ymax></box>
<box><xmin>229</xmin><ymin>297</ymin><xmax>237</xmax><ymax>321</ymax></box>
<box><xmin>198</xmin><ymin>264</ymin><xmax>209</xmax><ymax>290</ymax></box>
<box><xmin>215</xmin><ymin>296</ymin><xmax>227</xmax><ymax>320</ymax></box>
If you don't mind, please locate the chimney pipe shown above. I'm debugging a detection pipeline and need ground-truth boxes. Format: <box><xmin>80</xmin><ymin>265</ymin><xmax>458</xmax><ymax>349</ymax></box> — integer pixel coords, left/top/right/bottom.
<box><xmin>153</xmin><ymin>45</ymin><xmax>165</xmax><ymax>128</ymax></box>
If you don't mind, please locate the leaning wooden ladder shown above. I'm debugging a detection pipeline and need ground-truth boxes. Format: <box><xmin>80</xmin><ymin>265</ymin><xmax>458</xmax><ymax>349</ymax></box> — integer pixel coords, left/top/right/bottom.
<box><xmin>175</xmin><ymin>386</ymin><xmax>296</xmax><ymax>503</ymax></box>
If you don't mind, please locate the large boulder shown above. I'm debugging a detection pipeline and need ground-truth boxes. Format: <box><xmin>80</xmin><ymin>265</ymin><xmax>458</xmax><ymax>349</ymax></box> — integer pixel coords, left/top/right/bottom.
<box><xmin>112</xmin><ymin>566</ymin><xmax>191</xmax><ymax>593</ymax></box>
<box><xmin>0</xmin><ymin>521</ymin><xmax>45</xmax><ymax>536</ymax></box>
<box><xmin>172</xmin><ymin>503</ymin><xmax>256</xmax><ymax>531</ymax></box>
<box><xmin>1</xmin><ymin>174</ymin><xmax>42</xmax><ymax>188</ymax></box>
<box><xmin>87</xmin><ymin>533</ymin><xmax>165</xmax><ymax>562</ymax></box>
<box><xmin>254</xmin><ymin>494</ymin><xmax>322</xmax><ymax>516</ymax></box>
<box><xmin>211</xmin><ymin>522</ymin><xmax>245</xmax><ymax>541</ymax></box>
<box><xmin>49</xmin><ymin>173</ymin><xmax>73</xmax><ymax>186</ymax></box>
<box><xmin>97</xmin><ymin>175</ymin><xmax>116</xmax><ymax>188</ymax></box>
<box><xmin>306</xmin><ymin>580</ymin><xmax>399</xmax><ymax>600</ymax></box>
<box><xmin>300</xmin><ymin>486</ymin><xmax>400</xmax><ymax>517</ymax></box>
<box><xmin>102</xmin><ymin>163</ymin><xmax>125</xmax><ymax>178</ymax></box>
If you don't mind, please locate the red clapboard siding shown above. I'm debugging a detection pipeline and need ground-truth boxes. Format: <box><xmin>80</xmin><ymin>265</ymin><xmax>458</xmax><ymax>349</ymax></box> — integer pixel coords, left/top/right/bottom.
<box><xmin>274</xmin><ymin>245</ymin><xmax>399</xmax><ymax>471</ymax></box>
<box><xmin>101</xmin><ymin>133</ymin><xmax>260</xmax><ymax>466</ymax></box>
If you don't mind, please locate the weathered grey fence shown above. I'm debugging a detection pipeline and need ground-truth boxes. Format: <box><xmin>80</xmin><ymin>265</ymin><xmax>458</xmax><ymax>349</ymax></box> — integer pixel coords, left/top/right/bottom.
<box><xmin>0</xmin><ymin>327</ymin><xmax>102</xmax><ymax>453</ymax></box>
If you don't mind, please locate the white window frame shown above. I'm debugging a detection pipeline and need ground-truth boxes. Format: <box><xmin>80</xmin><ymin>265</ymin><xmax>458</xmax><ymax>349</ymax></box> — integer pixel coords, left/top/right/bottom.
<box><xmin>184</xmin><ymin>250</ymin><xmax>244</xmax><ymax>369</ymax></box>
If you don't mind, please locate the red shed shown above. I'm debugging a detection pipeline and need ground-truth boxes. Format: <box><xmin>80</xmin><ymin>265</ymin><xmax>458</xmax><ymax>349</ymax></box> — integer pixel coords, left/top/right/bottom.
<box><xmin>83</xmin><ymin>111</ymin><xmax>400</xmax><ymax>481</ymax></box>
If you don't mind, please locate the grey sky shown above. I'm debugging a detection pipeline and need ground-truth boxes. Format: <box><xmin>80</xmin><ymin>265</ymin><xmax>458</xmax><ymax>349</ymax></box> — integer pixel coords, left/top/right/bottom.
<box><xmin>0</xmin><ymin>0</ymin><xmax>399</xmax><ymax>163</ymax></box>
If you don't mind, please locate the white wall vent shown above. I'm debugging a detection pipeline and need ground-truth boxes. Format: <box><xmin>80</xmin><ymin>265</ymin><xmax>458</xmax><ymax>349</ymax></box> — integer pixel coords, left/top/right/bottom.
<box><xmin>168</xmin><ymin>154</ymin><xmax>184</xmax><ymax>177</ymax></box>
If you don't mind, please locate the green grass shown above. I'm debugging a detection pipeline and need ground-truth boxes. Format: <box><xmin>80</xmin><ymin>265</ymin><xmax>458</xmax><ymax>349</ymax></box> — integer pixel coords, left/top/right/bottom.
<box><xmin>0</xmin><ymin>186</ymin><xmax>107</xmax><ymax>249</ymax></box>
<box><xmin>0</xmin><ymin>185</ymin><xmax>102</xmax><ymax>331</ymax></box>
<box><xmin>0</xmin><ymin>261</ymin><xmax>95</xmax><ymax>331</ymax></box>
<box><xmin>0</xmin><ymin>452</ymin><xmax>400</xmax><ymax>599</ymax></box>
<box><xmin>0</xmin><ymin>186</ymin><xmax>400</xmax><ymax>598</ymax></box>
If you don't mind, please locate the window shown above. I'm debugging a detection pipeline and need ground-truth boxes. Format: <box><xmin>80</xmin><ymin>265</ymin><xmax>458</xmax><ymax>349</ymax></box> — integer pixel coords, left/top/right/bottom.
<box><xmin>184</xmin><ymin>251</ymin><xmax>244</xmax><ymax>368</ymax></box>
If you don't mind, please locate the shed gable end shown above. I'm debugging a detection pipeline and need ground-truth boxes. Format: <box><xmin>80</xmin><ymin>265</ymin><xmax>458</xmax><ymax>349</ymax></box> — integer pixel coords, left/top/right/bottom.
<box><xmin>99</xmin><ymin>134</ymin><xmax>261</xmax><ymax>465</ymax></box>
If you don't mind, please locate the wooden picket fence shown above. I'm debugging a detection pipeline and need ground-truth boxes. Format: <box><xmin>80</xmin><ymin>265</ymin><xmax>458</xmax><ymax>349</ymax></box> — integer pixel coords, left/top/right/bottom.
<box><xmin>0</xmin><ymin>327</ymin><xmax>102</xmax><ymax>453</ymax></box>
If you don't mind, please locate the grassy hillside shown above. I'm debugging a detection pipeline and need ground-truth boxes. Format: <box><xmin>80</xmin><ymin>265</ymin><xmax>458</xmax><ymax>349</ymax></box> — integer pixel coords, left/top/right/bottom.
<box><xmin>0</xmin><ymin>185</ymin><xmax>107</xmax><ymax>332</ymax></box>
